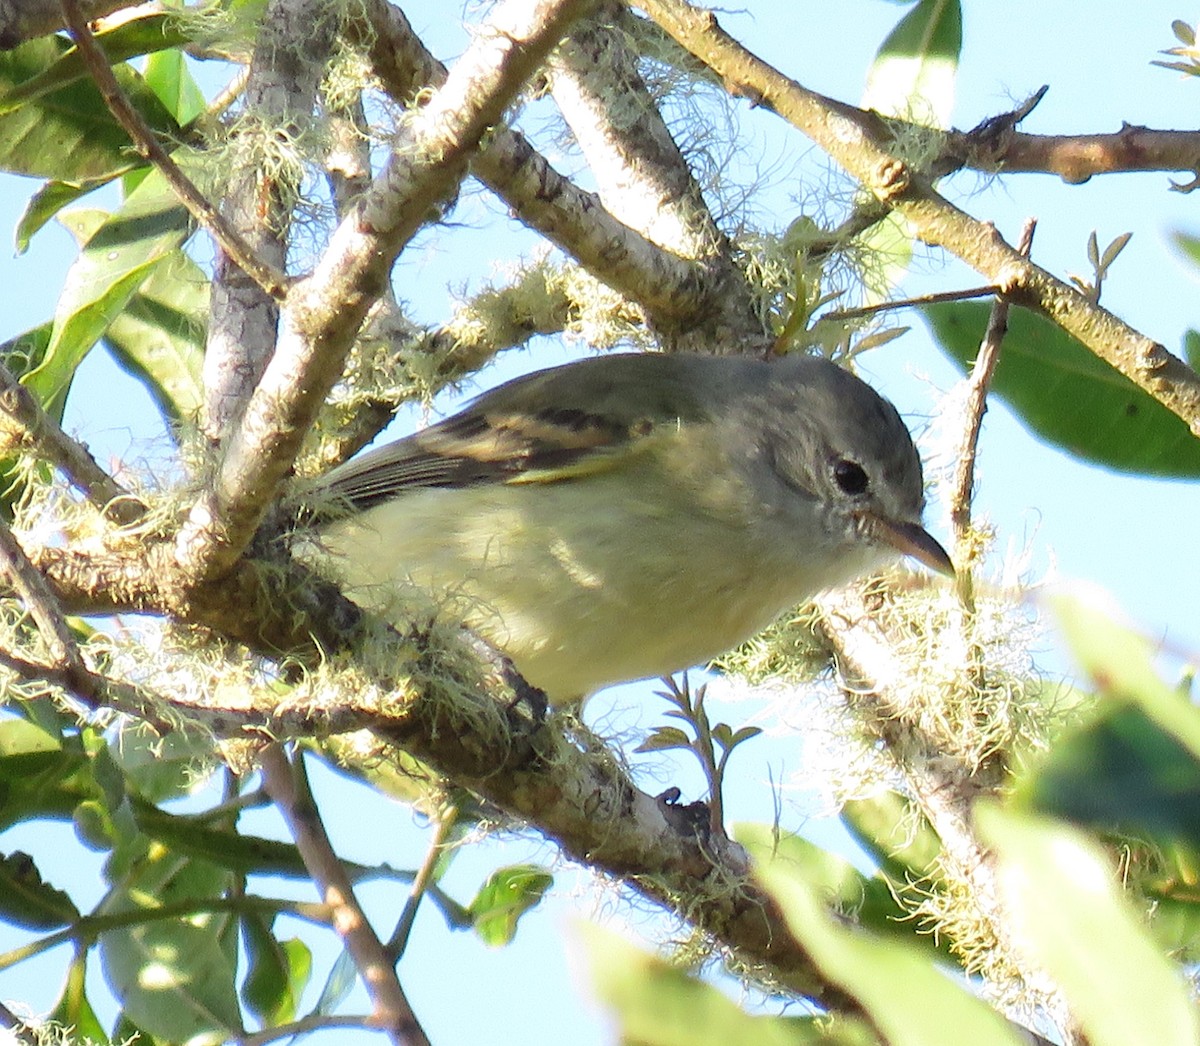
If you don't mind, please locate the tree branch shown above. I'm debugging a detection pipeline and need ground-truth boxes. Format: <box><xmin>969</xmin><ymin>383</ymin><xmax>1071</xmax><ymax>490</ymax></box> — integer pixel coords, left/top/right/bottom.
<box><xmin>976</xmin><ymin>125</ymin><xmax>1200</xmax><ymax>185</ymax></box>
<box><xmin>635</xmin><ymin>0</ymin><xmax>1200</xmax><ymax>435</ymax></box>
<box><xmin>259</xmin><ymin>745</ymin><xmax>430</xmax><ymax>1046</ymax></box>
<box><xmin>0</xmin><ymin>362</ymin><xmax>143</xmax><ymax>525</ymax></box>
<box><xmin>58</xmin><ymin>0</ymin><xmax>289</xmax><ymax>303</ymax></box>
<box><xmin>20</xmin><ymin>527</ymin><xmax>857</xmax><ymax>1011</ymax></box>
<box><xmin>951</xmin><ymin>219</ymin><xmax>1037</xmax><ymax>608</ymax></box>
<box><xmin>352</xmin><ymin>0</ymin><xmax>722</xmax><ymax>334</ymax></box>
<box><xmin>200</xmin><ymin>0</ymin><xmax>333</xmax><ymax>439</ymax></box>
<box><xmin>172</xmin><ymin>0</ymin><xmax>600</xmax><ymax>584</ymax></box>
<box><xmin>813</xmin><ymin>585</ymin><xmax>1078</xmax><ymax>1039</ymax></box>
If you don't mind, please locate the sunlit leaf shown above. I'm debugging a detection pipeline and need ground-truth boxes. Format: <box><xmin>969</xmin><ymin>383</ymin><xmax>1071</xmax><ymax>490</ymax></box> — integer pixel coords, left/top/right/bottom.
<box><xmin>863</xmin><ymin>0</ymin><xmax>962</xmax><ymax>126</ymax></box>
<box><xmin>98</xmin><ymin>849</ymin><xmax>241</xmax><ymax>1044</ymax></box>
<box><xmin>15</xmin><ymin>177</ymin><xmax>115</xmax><ymax>254</ymax></box>
<box><xmin>584</xmin><ymin>923</ymin><xmax>856</xmax><ymax>1045</ymax></box>
<box><xmin>1016</xmin><ymin>595</ymin><xmax>1200</xmax><ymax>851</ymax></box>
<box><xmin>978</xmin><ymin>805</ymin><xmax>1200</xmax><ymax>1046</ymax></box>
<box><xmin>752</xmin><ymin>832</ymin><xmax>1025</xmax><ymax>1045</ymax></box>
<box><xmin>738</xmin><ymin>824</ymin><xmax>949</xmax><ymax>961</ymax></box>
<box><xmin>470</xmin><ymin>864</ymin><xmax>553</xmax><ymax>947</ymax></box>
<box><xmin>143</xmin><ymin>47</ymin><xmax>207</xmax><ymax>125</ymax></box>
<box><xmin>24</xmin><ymin>169</ymin><xmax>192</xmax><ymax>412</ymax></box>
<box><xmin>0</xmin><ymin>34</ymin><xmax>180</xmax><ymax>181</ymax></box>
<box><xmin>241</xmin><ymin>912</ymin><xmax>310</xmax><ymax>1025</ymax></box>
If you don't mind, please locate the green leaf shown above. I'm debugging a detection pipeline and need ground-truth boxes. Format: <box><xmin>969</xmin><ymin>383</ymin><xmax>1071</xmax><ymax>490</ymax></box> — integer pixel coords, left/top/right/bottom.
<box><xmin>15</xmin><ymin>177</ymin><xmax>115</xmax><ymax>254</ymax></box>
<box><xmin>103</xmin><ymin>249</ymin><xmax>207</xmax><ymax>423</ymax></box>
<box><xmin>74</xmin><ymin>797</ymin><xmax>120</xmax><ymax>851</ymax></box>
<box><xmin>469</xmin><ymin>864</ymin><xmax>553</xmax><ymax>947</ymax></box>
<box><xmin>0</xmin><ymin>849</ymin><xmax>79</xmax><ymax>928</ymax></box>
<box><xmin>753</xmin><ymin>838</ymin><xmax>1025</xmax><ymax>1046</ymax></box>
<box><xmin>737</xmin><ymin>824</ymin><xmax>950</xmax><ymax>961</ymax></box>
<box><xmin>111</xmin><ymin>726</ymin><xmax>215</xmax><ymax>804</ymax></box>
<box><xmin>25</xmin><ymin>170</ymin><xmax>192</xmax><ymax>412</ymax></box>
<box><xmin>49</xmin><ymin>954</ymin><xmax>110</xmax><ymax>1045</ymax></box>
<box><xmin>143</xmin><ymin>47</ymin><xmax>207</xmax><ymax>126</ymax></box>
<box><xmin>1184</xmin><ymin>329</ymin><xmax>1200</xmax><ymax>372</ymax></box>
<box><xmin>0</xmin><ymin>35</ymin><xmax>180</xmax><ymax>181</ymax></box>
<box><xmin>241</xmin><ymin>913</ymin><xmax>310</xmax><ymax>1025</ymax></box>
<box><xmin>0</xmin><ymin>725</ymin><xmax>98</xmax><ymax>830</ymax></box>
<box><xmin>583</xmin><ymin>923</ymin><xmax>856</xmax><ymax>1045</ymax></box>
<box><xmin>923</xmin><ymin>302</ymin><xmax>1200</xmax><ymax>477</ymax></box>
<box><xmin>1020</xmin><ymin>703</ymin><xmax>1200</xmax><ymax>847</ymax></box>
<box><xmin>635</xmin><ymin>726</ymin><xmax>693</xmax><ymax>753</ymax></box>
<box><xmin>863</xmin><ymin>0</ymin><xmax>962</xmax><ymax>126</ymax></box>
<box><xmin>0</xmin><ymin>14</ymin><xmax>190</xmax><ymax>117</ymax></box>
<box><xmin>98</xmin><ymin>850</ymin><xmax>241</xmax><ymax>1044</ymax></box>
<box><xmin>1016</xmin><ymin>595</ymin><xmax>1200</xmax><ymax>850</ymax></box>
<box><xmin>132</xmin><ymin>802</ymin><xmax>314</xmax><ymax>879</ymax></box>
<box><xmin>841</xmin><ymin>790</ymin><xmax>941</xmax><ymax>882</ymax></box>
<box><xmin>977</xmin><ymin>805</ymin><xmax>1200</xmax><ymax>1046</ymax></box>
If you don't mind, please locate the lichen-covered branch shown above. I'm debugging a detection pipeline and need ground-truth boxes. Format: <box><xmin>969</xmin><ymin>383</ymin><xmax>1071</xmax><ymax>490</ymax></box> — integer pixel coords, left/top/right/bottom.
<box><xmin>0</xmin><ymin>362</ymin><xmax>142</xmax><ymax>525</ymax></box>
<box><xmin>635</xmin><ymin>0</ymin><xmax>1200</xmax><ymax>435</ymax></box>
<box><xmin>352</xmin><ymin>0</ymin><xmax>719</xmax><ymax>332</ymax></box>
<box><xmin>813</xmin><ymin>584</ymin><xmax>1077</xmax><ymax>1038</ymax></box>
<box><xmin>201</xmin><ymin>0</ymin><xmax>332</xmax><ymax>439</ymax></box>
<box><xmin>546</xmin><ymin>2</ymin><xmax>763</xmax><ymax>347</ymax></box>
<box><xmin>173</xmin><ymin>0</ymin><xmax>600</xmax><ymax>584</ymax></box>
<box><xmin>19</xmin><ymin>526</ymin><xmax>856</xmax><ymax>1011</ymax></box>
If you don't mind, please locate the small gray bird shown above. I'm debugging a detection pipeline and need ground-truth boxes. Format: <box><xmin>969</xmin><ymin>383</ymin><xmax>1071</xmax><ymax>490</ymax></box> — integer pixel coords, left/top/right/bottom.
<box><xmin>312</xmin><ymin>352</ymin><xmax>952</xmax><ymax>703</ymax></box>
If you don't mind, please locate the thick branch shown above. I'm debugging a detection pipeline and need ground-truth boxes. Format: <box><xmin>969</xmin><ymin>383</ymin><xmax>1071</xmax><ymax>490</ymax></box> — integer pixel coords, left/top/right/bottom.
<box><xmin>546</xmin><ymin>2</ymin><xmax>762</xmax><ymax>347</ymax></box>
<box><xmin>173</xmin><ymin>0</ymin><xmax>599</xmax><ymax>584</ymax></box>
<box><xmin>24</xmin><ymin>529</ymin><xmax>853</xmax><ymax>1010</ymax></box>
<box><xmin>635</xmin><ymin>0</ymin><xmax>1200</xmax><ymax>435</ymax></box>
<box><xmin>979</xmin><ymin>126</ymin><xmax>1200</xmax><ymax>184</ymax></box>
<box><xmin>814</xmin><ymin>585</ymin><xmax>1077</xmax><ymax>1039</ymax></box>
<box><xmin>352</xmin><ymin>0</ymin><xmax>717</xmax><ymax>331</ymax></box>
<box><xmin>201</xmin><ymin>0</ymin><xmax>332</xmax><ymax>439</ymax></box>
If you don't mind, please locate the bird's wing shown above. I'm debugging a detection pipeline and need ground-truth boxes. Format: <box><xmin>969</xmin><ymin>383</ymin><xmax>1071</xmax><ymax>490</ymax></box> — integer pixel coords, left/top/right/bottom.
<box><xmin>315</xmin><ymin>356</ymin><xmax>717</xmax><ymax>512</ymax></box>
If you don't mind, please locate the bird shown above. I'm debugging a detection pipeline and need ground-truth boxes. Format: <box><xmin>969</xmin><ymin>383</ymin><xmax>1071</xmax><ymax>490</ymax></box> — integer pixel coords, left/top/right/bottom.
<box><xmin>309</xmin><ymin>352</ymin><xmax>953</xmax><ymax>703</ymax></box>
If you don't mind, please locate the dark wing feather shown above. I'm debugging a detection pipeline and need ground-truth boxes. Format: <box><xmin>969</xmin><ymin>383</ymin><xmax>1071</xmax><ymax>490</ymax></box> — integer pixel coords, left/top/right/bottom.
<box><xmin>318</xmin><ymin>404</ymin><xmax>647</xmax><ymax>512</ymax></box>
<box><xmin>313</xmin><ymin>354</ymin><xmax>717</xmax><ymax>514</ymax></box>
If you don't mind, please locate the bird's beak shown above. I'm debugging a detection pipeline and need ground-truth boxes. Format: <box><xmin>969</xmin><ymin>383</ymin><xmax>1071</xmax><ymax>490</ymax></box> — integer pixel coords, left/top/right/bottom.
<box><xmin>867</xmin><ymin>514</ymin><xmax>955</xmax><ymax>577</ymax></box>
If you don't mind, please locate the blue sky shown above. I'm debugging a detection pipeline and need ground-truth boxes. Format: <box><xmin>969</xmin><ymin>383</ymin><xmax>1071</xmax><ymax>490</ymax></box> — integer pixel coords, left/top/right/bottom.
<box><xmin>1</xmin><ymin>2</ymin><xmax>1199</xmax><ymax>1043</ymax></box>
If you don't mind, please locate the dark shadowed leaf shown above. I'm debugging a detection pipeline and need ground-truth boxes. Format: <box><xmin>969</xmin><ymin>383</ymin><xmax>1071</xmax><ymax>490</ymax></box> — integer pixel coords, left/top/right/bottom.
<box><xmin>0</xmin><ymin>849</ymin><xmax>79</xmax><ymax>928</ymax></box>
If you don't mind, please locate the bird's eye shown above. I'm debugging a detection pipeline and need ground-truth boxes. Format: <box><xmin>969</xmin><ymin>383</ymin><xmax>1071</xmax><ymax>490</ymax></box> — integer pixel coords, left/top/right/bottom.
<box><xmin>832</xmin><ymin>458</ymin><xmax>869</xmax><ymax>496</ymax></box>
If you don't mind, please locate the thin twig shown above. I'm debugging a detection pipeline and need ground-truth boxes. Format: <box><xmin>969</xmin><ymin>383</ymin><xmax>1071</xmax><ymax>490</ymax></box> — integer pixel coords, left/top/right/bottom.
<box><xmin>0</xmin><ymin>894</ymin><xmax>331</xmax><ymax>973</ymax></box>
<box><xmin>0</xmin><ymin>1001</ymin><xmax>35</xmax><ymax>1045</ymax></box>
<box><xmin>387</xmin><ymin>802</ymin><xmax>460</xmax><ymax>961</ymax></box>
<box><xmin>259</xmin><ymin>745</ymin><xmax>431</xmax><ymax>1046</ymax></box>
<box><xmin>951</xmin><ymin>219</ymin><xmax>1037</xmax><ymax>609</ymax></box>
<box><xmin>0</xmin><ymin>645</ymin><xmax>170</xmax><ymax>729</ymax></box>
<box><xmin>0</xmin><ymin>519</ymin><xmax>92</xmax><ymax>695</ymax></box>
<box><xmin>58</xmin><ymin>0</ymin><xmax>290</xmax><ymax>301</ymax></box>
<box><xmin>821</xmin><ymin>284</ymin><xmax>1002</xmax><ymax>324</ymax></box>
<box><xmin>0</xmin><ymin>362</ymin><xmax>143</xmax><ymax>525</ymax></box>
<box><xmin>238</xmin><ymin>1013</ymin><xmax>379</xmax><ymax>1046</ymax></box>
